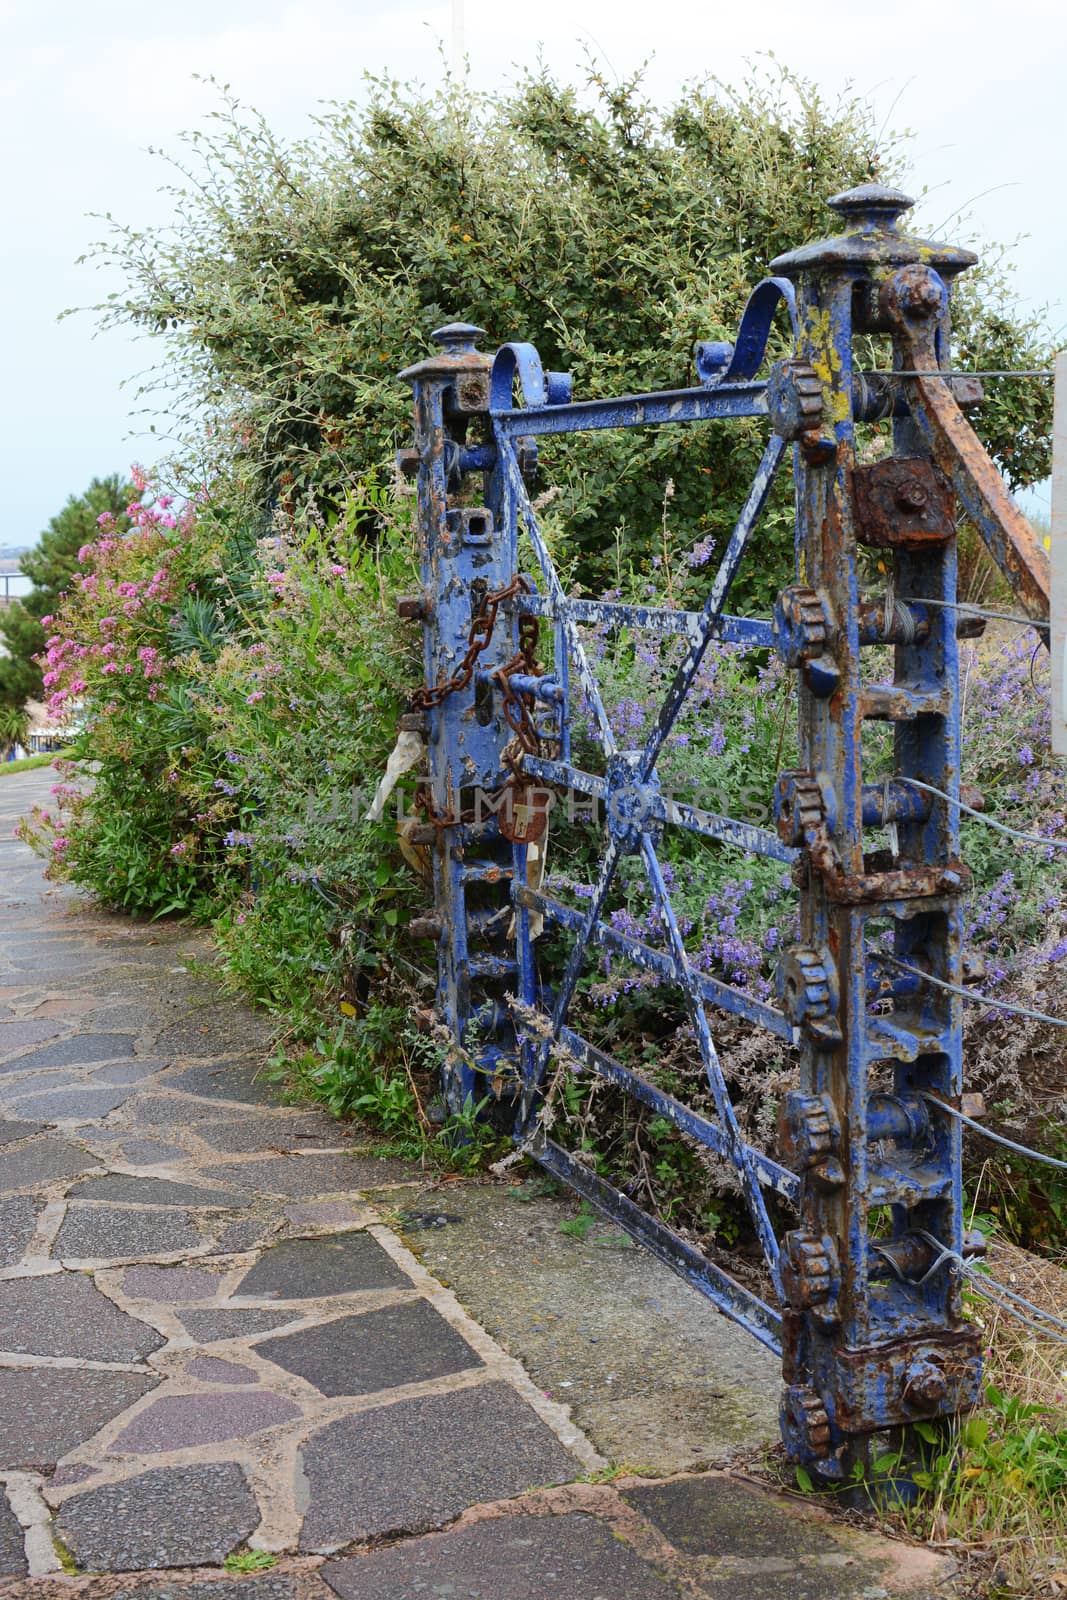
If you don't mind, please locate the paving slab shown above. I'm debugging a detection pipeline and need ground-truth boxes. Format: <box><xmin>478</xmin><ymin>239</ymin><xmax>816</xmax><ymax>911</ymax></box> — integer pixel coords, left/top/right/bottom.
<box><xmin>206</xmin><ymin>1217</ymin><xmax>281</xmax><ymax>1254</ymax></box>
<box><xmin>259</xmin><ymin>1300</ymin><xmax>481</xmax><ymax>1397</ymax></box>
<box><xmin>234</xmin><ymin>1232</ymin><xmax>409</xmax><ymax>1300</ymax></box>
<box><xmin>53</xmin><ymin>1205</ymin><xmax>204</xmax><ymax>1260</ymax></box>
<box><xmin>0</xmin><ymin>1195</ymin><xmax>39</xmax><ymax>1266</ymax></box>
<box><xmin>122</xmin><ymin>1265</ymin><xmax>225</xmax><ymax>1303</ymax></box>
<box><xmin>110</xmin><ymin>1388</ymin><xmax>303</xmax><ymax>1453</ymax></box>
<box><xmin>208</xmin><ymin>1153</ymin><xmax>415</xmax><ymax>1197</ymax></box>
<box><xmin>85</xmin><ymin>1002</ymin><xmax>165</xmax><ymax>1034</ymax></box>
<box><xmin>113</xmin><ymin>1137</ymin><xmax>191</xmax><ymax>1165</ymax></box>
<box><xmin>284</xmin><ymin>1202</ymin><xmax>366</xmax><ymax>1230</ymax></box>
<box><xmin>0</xmin><ymin>1033</ymin><xmax>136</xmax><ymax>1072</ymax></box>
<box><xmin>0</xmin><ymin>1069</ymin><xmax>86</xmax><ymax>1099</ymax></box>
<box><xmin>103</xmin><ymin>1578</ymin><xmax>330</xmax><ymax>1600</ymax></box>
<box><xmin>9</xmin><ymin>1083</ymin><xmax>134</xmax><ymax>1120</ymax></box>
<box><xmin>0</xmin><ymin>1491</ymin><xmax>27</xmax><ymax>1577</ymax></box>
<box><xmin>0</xmin><ymin>1270</ymin><xmax>165</xmax><ymax>1361</ymax></box>
<box><xmin>179</xmin><ymin>1308</ymin><xmax>306</xmax><ymax>1343</ymax></box>
<box><xmin>0</xmin><ymin>1134</ymin><xmax>97</xmax><ymax>1191</ymax></box>
<box><xmin>122</xmin><ymin>1094</ymin><xmax>237</xmax><ymax>1125</ymax></box>
<box><xmin>185</xmin><ymin>1356</ymin><xmax>260</xmax><ymax>1385</ymax></box>
<box><xmin>624</xmin><ymin>1476</ymin><xmax>832</xmax><ymax>1558</ymax></box>
<box><xmin>155</xmin><ymin>1005</ymin><xmax>275</xmax><ymax>1056</ymax></box>
<box><xmin>57</xmin><ymin>1462</ymin><xmax>261</xmax><ymax>1571</ymax></box>
<box><xmin>297</xmin><ymin>1380</ymin><xmax>579</xmax><ymax>1551</ymax></box>
<box><xmin>161</xmin><ymin>1059</ymin><xmax>278</xmax><ymax>1102</ymax></box>
<box><xmin>87</xmin><ymin>1057</ymin><xmax>167</xmax><ymax>1084</ymax></box>
<box><xmin>0</xmin><ymin>1118</ymin><xmax>44</xmax><ymax>1146</ymax></box>
<box><xmin>322</xmin><ymin>1510</ymin><xmax>685</xmax><ymax>1600</ymax></box>
<box><xmin>68</xmin><ymin>1173</ymin><xmax>249</xmax><ymax>1208</ymax></box>
<box><xmin>195</xmin><ymin>1115</ymin><xmax>349</xmax><ymax>1154</ymax></box>
<box><xmin>695</xmin><ymin>1564</ymin><xmax>899</xmax><ymax>1599</ymax></box>
<box><xmin>0</xmin><ymin>1367</ymin><xmax>158</xmax><ymax>1468</ymax></box>
<box><xmin>0</xmin><ymin>1018</ymin><xmax>66</xmax><ymax>1056</ymax></box>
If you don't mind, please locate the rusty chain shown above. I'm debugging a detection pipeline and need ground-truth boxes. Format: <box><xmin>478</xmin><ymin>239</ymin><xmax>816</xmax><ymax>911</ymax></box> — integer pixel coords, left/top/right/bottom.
<box><xmin>410</xmin><ymin>574</ymin><xmax>531</xmax><ymax>711</ymax></box>
<box><xmin>494</xmin><ymin>612</ymin><xmax>550</xmax><ymax>775</ymax></box>
<box><xmin>411</xmin><ymin>574</ymin><xmax>552</xmax><ymax>833</ymax></box>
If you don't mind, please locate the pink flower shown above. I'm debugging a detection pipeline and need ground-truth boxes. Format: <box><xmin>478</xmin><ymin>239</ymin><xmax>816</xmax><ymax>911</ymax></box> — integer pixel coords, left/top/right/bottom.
<box><xmin>330</xmin><ymin>564</ymin><xmax>345</xmax><ymax>577</ymax></box>
<box><xmin>246</xmin><ymin>690</ymin><xmax>264</xmax><ymax>704</ymax></box>
<box><xmin>170</xmin><ymin>841</ymin><xmax>187</xmax><ymax>856</ymax></box>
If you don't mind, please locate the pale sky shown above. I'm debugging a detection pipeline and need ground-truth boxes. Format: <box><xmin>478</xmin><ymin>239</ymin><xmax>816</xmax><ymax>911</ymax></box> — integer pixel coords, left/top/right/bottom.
<box><xmin>2</xmin><ymin>0</ymin><xmax>1064</xmax><ymax>548</ymax></box>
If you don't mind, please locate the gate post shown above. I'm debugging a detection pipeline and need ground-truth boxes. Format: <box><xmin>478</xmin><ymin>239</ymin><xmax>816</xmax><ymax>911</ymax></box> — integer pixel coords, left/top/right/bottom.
<box><xmin>398</xmin><ymin>324</ymin><xmax>520</xmax><ymax>1111</ymax></box>
<box><xmin>769</xmin><ymin>188</ymin><xmax>983</xmax><ymax>1479</ymax></box>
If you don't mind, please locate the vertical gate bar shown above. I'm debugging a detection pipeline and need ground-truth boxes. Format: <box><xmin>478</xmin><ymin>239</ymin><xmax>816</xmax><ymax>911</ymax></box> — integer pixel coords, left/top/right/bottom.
<box><xmin>400</xmin><ymin>323</ymin><xmax>518</xmax><ymax>1112</ymax></box>
<box><xmin>770</xmin><ymin>188</ymin><xmax>983</xmax><ymax>1480</ymax></box>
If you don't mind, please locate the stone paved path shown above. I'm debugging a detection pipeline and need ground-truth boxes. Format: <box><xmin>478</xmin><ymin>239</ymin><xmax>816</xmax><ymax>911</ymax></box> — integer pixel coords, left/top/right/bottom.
<box><xmin>0</xmin><ymin>769</ymin><xmax>948</xmax><ymax>1599</ymax></box>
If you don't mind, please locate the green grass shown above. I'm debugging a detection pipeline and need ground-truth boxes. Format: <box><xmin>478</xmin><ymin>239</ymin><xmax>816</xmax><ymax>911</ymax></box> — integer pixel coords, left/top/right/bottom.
<box><xmin>223</xmin><ymin>1551</ymin><xmax>278</xmax><ymax>1574</ymax></box>
<box><xmin>0</xmin><ymin>749</ymin><xmax>71</xmax><ymax>776</ymax></box>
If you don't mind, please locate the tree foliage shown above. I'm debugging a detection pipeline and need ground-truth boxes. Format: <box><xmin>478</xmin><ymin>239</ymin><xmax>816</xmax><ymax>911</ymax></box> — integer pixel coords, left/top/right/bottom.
<box><xmin>85</xmin><ymin>64</ymin><xmax>1054</xmax><ymax>606</ymax></box>
<box><xmin>0</xmin><ymin>476</ymin><xmax>134</xmax><ymax>713</ymax></box>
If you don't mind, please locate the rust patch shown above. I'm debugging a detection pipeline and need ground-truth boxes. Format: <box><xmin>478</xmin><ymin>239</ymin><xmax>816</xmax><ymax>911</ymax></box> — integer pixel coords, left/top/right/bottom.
<box><xmin>853</xmin><ymin>457</ymin><xmax>955</xmax><ymax>549</ymax></box>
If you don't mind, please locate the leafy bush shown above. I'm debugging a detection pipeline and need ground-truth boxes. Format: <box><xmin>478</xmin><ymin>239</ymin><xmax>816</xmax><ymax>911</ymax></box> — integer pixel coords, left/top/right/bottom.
<box><xmin>84</xmin><ymin>66</ymin><xmax>1053</xmax><ymax>605</ymax></box>
<box><xmin>0</xmin><ymin>476</ymin><xmax>134</xmax><ymax>717</ymax></box>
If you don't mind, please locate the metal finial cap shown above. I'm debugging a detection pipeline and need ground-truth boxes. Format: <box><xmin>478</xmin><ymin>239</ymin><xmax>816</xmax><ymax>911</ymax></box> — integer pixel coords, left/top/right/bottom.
<box><xmin>431</xmin><ymin>322</ymin><xmax>487</xmax><ymax>351</ymax></box>
<box><xmin>827</xmin><ymin>185</ymin><xmax>915</xmax><ymax>230</ymax></box>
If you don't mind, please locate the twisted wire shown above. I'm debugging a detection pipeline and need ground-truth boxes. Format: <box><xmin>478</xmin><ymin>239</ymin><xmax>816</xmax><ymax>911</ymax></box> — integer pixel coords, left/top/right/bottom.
<box><xmin>919</xmin><ymin>1091</ymin><xmax>1067</xmax><ymax>1172</ymax></box>
<box><xmin>895</xmin><ymin>776</ymin><xmax>1067</xmax><ymax>853</ymax></box>
<box><xmin>875</xmin><ymin>954</ymin><xmax>1067</xmax><ymax>1030</ymax></box>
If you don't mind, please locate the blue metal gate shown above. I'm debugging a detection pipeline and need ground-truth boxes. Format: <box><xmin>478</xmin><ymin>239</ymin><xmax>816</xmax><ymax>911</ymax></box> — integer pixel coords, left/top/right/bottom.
<box><xmin>397</xmin><ymin>186</ymin><xmax>1052</xmax><ymax>1478</ymax></box>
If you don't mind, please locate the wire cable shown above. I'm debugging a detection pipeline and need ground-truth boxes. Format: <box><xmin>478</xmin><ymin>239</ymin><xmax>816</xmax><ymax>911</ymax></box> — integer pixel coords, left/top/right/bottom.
<box><xmin>871</xmin><ymin>369</ymin><xmax>1054</xmax><ymax>379</ymax></box>
<box><xmin>874</xmin><ymin>954</ymin><xmax>1067</xmax><ymax>1030</ymax></box>
<box><xmin>919</xmin><ymin>1091</ymin><xmax>1067</xmax><ymax>1172</ymax></box>
<box><xmin>894</xmin><ymin>776</ymin><xmax>1067</xmax><ymax>853</ymax></box>
<box><xmin>916</xmin><ymin>595</ymin><xmax>1050</xmax><ymax>632</ymax></box>
<box><xmin>878</xmin><ymin>1228</ymin><xmax>1067</xmax><ymax>1341</ymax></box>
<box><xmin>966</xmin><ymin>1274</ymin><xmax>1067</xmax><ymax>1341</ymax></box>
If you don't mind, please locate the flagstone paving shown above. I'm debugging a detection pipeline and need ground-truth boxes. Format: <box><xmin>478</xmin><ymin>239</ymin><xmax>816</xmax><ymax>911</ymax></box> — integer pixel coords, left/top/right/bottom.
<box><xmin>0</xmin><ymin>769</ymin><xmax>951</xmax><ymax>1598</ymax></box>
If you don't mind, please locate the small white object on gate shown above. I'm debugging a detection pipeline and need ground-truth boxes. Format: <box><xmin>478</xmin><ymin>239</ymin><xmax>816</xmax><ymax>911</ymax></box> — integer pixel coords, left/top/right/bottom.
<box><xmin>365</xmin><ymin>729</ymin><xmax>425</xmax><ymax>823</ymax></box>
<box><xmin>1053</xmin><ymin>351</ymin><xmax>1067</xmax><ymax>757</ymax></box>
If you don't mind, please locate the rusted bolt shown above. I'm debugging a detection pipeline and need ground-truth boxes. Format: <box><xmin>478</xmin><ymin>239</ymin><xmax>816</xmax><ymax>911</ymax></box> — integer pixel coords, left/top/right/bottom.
<box><xmin>894</xmin><ymin>479</ymin><xmax>929</xmax><ymax>513</ymax></box>
<box><xmin>396</xmin><ymin>594</ymin><xmax>428</xmax><ymax>621</ymax></box>
<box><xmin>408</xmin><ymin>916</ymin><xmax>443</xmax><ymax>941</ymax></box>
<box><xmin>396</xmin><ymin>446</ymin><xmax>420</xmax><ymax>478</ymax></box>
<box><xmin>902</xmin><ymin>1358</ymin><xmax>947</xmax><ymax>1410</ymax></box>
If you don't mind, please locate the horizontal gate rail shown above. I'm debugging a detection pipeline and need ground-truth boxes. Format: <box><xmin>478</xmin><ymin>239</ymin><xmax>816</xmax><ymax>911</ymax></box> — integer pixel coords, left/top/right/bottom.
<box><xmin>553</xmin><ymin>1024</ymin><xmax>800</xmax><ymax>1201</ymax></box>
<box><xmin>518</xmin><ymin>756</ymin><xmax>796</xmax><ymax>862</ymax></box>
<box><xmin>492</xmin><ymin>380</ymin><xmax>769</xmax><ymax>436</ymax></box>
<box><xmin>513</xmin><ymin>881</ymin><xmax>795</xmax><ymax>1043</ymax></box>
<box><xmin>513</xmin><ymin>594</ymin><xmax>775</xmax><ymax>651</ymax></box>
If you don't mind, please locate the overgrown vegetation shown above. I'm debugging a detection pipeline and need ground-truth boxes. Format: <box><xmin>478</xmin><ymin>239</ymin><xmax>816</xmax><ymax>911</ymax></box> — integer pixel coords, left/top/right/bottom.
<box><xmin>17</xmin><ymin>65</ymin><xmax>1067</xmax><ymax>1578</ymax></box>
